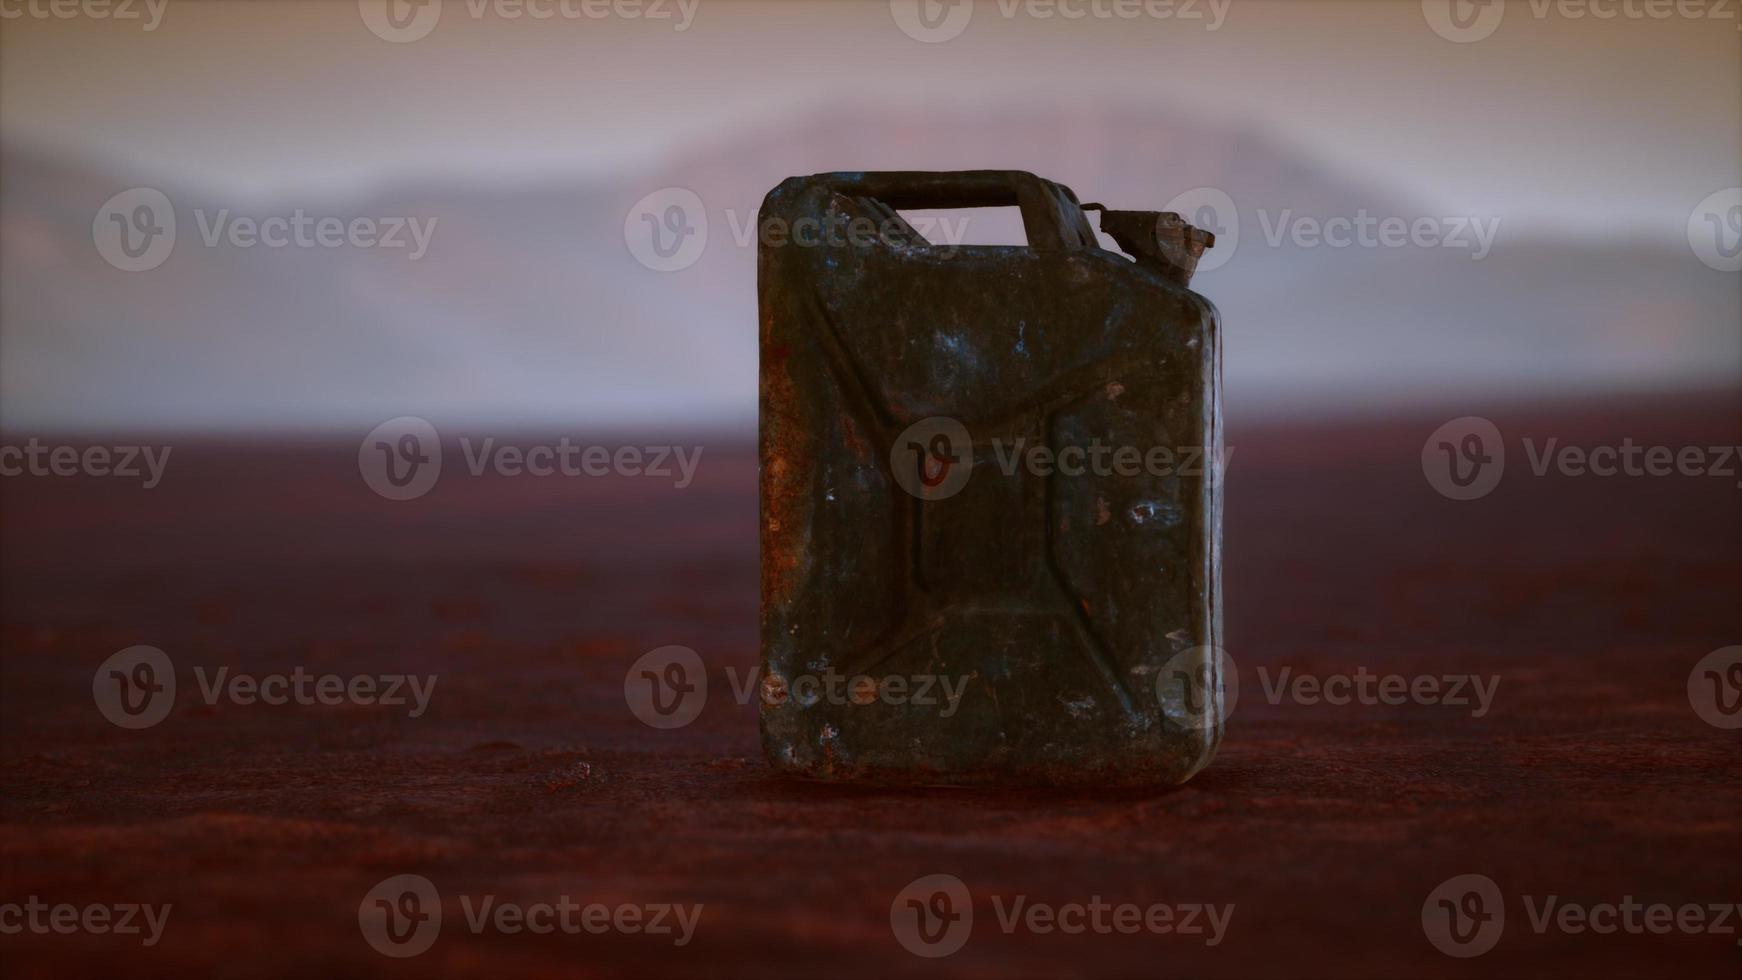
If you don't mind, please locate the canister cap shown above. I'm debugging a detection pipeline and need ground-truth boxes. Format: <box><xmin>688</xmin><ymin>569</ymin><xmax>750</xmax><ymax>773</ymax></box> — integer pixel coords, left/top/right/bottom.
<box><xmin>1083</xmin><ymin>205</ymin><xmax>1217</xmax><ymax>287</ymax></box>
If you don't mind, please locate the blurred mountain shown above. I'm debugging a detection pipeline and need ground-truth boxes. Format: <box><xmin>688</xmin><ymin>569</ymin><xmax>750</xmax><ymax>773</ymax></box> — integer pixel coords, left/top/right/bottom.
<box><xmin>2</xmin><ymin>104</ymin><xmax>1735</xmax><ymax>432</ymax></box>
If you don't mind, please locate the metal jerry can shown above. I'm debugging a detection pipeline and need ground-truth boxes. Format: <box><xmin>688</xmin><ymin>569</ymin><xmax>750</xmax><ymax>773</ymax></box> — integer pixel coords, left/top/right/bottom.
<box><xmin>759</xmin><ymin>171</ymin><xmax>1223</xmax><ymax>786</ymax></box>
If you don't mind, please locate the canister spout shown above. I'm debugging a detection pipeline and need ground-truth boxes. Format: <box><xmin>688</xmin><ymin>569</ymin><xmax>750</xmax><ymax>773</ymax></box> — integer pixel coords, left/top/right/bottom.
<box><xmin>1083</xmin><ymin>205</ymin><xmax>1217</xmax><ymax>287</ymax></box>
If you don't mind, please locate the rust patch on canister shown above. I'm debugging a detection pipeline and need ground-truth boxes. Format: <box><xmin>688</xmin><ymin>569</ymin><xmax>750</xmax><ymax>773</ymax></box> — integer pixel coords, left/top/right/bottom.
<box><xmin>760</xmin><ymin>339</ymin><xmax>808</xmax><ymax>610</ymax></box>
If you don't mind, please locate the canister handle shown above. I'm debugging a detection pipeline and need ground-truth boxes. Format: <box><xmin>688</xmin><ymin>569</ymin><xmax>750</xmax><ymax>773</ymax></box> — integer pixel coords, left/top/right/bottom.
<box><xmin>828</xmin><ymin>171</ymin><xmax>1095</xmax><ymax>252</ymax></box>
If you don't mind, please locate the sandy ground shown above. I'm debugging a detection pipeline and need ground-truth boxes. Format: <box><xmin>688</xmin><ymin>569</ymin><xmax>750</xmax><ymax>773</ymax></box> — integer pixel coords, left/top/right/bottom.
<box><xmin>1</xmin><ymin>394</ymin><xmax>1738</xmax><ymax>978</ymax></box>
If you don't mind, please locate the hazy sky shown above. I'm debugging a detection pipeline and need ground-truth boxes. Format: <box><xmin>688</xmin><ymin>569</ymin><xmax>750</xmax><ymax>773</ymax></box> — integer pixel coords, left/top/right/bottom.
<box><xmin>3</xmin><ymin>0</ymin><xmax>1738</xmax><ymax>237</ymax></box>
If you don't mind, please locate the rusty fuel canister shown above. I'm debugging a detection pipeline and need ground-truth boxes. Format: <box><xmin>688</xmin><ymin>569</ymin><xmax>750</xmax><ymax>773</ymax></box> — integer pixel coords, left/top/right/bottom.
<box><xmin>759</xmin><ymin>171</ymin><xmax>1223</xmax><ymax>787</ymax></box>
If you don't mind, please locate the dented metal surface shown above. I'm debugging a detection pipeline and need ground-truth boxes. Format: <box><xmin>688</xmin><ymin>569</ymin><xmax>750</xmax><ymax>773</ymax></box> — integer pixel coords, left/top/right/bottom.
<box><xmin>759</xmin><ymin>171</ymin><xmax>1223</xmax><ymax>786</ymax></box>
